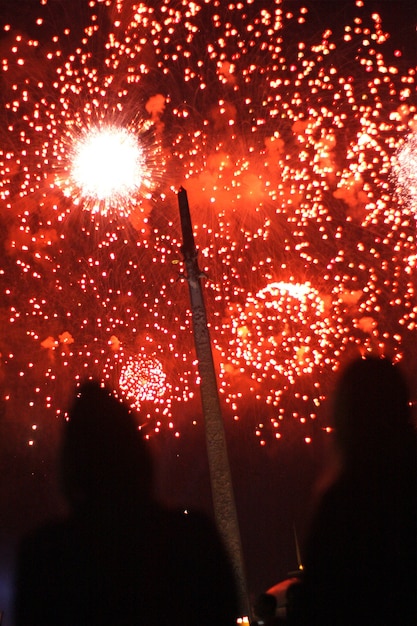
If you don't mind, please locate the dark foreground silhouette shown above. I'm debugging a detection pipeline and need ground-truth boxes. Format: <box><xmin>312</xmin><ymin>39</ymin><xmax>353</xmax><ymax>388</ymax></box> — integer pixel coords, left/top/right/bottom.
<box><xmin>14</xmin><ymin>381</ymin><xmax>239</xmax><ymax>626</ymax></box>
<box><xmin>298</xmin><ymin>356</ymin><xmax>417</xmax><ymax>625</ymax></box>
<box><xmin>251</xmin><ymin>592</ymin><xmax>284</xmax><ymax>625</ymax></box>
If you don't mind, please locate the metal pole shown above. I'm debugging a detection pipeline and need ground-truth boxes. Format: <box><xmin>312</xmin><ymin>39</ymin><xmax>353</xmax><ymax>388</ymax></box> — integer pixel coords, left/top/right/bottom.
<box><xmin>177</xmin><ymin>187</ymin><xmax>249</xmax><ymax>617</ymax></box>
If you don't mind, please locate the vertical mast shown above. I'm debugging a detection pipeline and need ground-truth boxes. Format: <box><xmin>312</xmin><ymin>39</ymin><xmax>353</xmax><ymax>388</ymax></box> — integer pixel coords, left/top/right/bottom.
<box><xmin>178</xmin><ymin>186</ymin><xmax>249</xmax><ymax>617</ymax></box>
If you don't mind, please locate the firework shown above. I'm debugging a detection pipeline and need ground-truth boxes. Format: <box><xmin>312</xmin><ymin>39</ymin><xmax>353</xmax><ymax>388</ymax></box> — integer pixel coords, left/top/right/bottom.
<box><xmin>66</xmin><ymin>125</ymin><xmax>146</xmax><ymax>216</ymax></box>
<box><xmin>226</xmin><ymin>281</ymin><xmax>334</xmax><ymax>385</ymax></box>
<box><xmin>119</xmin><ymin>354</ymin><xmax>168</xmax><ymax>405</ymax></box>
<box><xmin>392</xmin><ymin>131</ymin><xmax>417</xmax><ymax>213</ymax></box>
<box><xmin>1</xmin><ymin>0</ymin><xmax>416</xmax><ymax>446</ymax></box>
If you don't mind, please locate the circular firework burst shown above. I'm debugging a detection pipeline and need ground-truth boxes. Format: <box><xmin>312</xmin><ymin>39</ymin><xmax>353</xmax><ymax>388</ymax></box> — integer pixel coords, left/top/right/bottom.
<box><xmin>119</xmin><ymin>354</ymin><xmax>169</xmax><ymax>409</ymax></box>
<box><xmin>68</xmin><ymin>125</ymin><xmax>146</xmax><ymax>216</ymax></box>
<box><xmin>56</xmin><ymin>116</ymin><xmax>162</xmax><ymax>218</ymax></box>
<box><xmin>216</xmin><ymin>281</ymin><xmax>336</xmax><ymax>433</ymax></box>
<box><xmin>232</xmin><ymin>281</ymin><xmax>333</xmax><ymax>382</ymax></box>
<box><xmin>102</xmin><ymin>344</ymin><xmax>177</xmax><ymax>423</ymax></box>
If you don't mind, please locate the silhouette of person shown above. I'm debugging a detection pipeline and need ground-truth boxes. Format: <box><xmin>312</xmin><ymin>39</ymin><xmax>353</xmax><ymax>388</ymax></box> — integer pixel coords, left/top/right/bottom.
<box><xmin>298</xmin><ymin>356</ymin><xmax>416</xmax><ymax>625</ymax></box>
<box><xmin>14</xmin><ymin>381</ymin><xmax>239</xmax><ymax>626</ymax></box>
<box><xmin>251</xmin><ymin>592</ymin><xmax>284</xmax><ymax>625</ymax></box>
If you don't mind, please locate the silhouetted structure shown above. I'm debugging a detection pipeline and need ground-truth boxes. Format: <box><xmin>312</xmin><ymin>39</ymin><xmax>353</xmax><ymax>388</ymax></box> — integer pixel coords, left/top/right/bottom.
<box><xmin>298</xmin><ymin>356</ymin><xmax>417</xmax><ymax>625</ymax></box>
<box><xmin>14</xmin><ymin>381</ymin><xmax>239</xmax><ymax>626</ymax></box>
<box><xmin>178</xmin><ymin>186</ymin><xmax>249</xmax><ymax>616</ymax></box>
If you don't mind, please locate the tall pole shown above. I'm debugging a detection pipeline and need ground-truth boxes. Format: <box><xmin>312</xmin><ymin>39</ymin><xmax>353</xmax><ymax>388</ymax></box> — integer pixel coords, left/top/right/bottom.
<box><xmin>178</xmin><ymin>187</ymin><xmax>249</xmax><ymax>617</ymax></box>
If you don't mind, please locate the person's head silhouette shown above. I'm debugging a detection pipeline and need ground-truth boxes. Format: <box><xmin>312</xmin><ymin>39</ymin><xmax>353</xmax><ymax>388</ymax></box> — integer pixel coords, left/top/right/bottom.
<box><xmin>60</xmin><ymin>380</ymin><xmax>153</xmax><ymax>508</ymax></box>
<box><xmin>332</xmin><ymin>356</ymin><xmax>414</xmax><ymax>472</ymax></box>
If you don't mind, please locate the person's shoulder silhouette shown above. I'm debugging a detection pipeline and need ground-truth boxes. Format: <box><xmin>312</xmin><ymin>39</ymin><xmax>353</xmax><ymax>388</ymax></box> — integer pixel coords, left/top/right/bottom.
<box><xmin>14</xmin><ymin>381</ymin><xmax>239</xmax><ymax>626</ymax></box>
<box><xmin>299</xmin><ymin>356</ymin><xmax>416</xmax><ymax>626</ymax></box>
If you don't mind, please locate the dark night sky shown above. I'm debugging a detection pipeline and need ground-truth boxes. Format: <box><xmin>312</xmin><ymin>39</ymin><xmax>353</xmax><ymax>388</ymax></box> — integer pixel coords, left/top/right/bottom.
<box><xmin>0</xmin><ymin>1</ymin><xmax>416</xmax><ymax>624</ymax></box>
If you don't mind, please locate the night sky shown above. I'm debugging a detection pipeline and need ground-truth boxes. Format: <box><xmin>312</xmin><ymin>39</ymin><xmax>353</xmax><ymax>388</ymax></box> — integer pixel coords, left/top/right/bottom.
<box><xmin>0</xmin><ymin>1</ymin><xmax>416</xmax><ymax>623</ymax></box>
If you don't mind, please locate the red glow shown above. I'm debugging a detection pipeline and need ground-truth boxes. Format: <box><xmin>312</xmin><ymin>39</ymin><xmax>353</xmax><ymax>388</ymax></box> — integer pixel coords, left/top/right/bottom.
<box><xmin>0</xmin><ymin>1</ymin><xmax>416</xmax><ymax>445</ymax></box>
